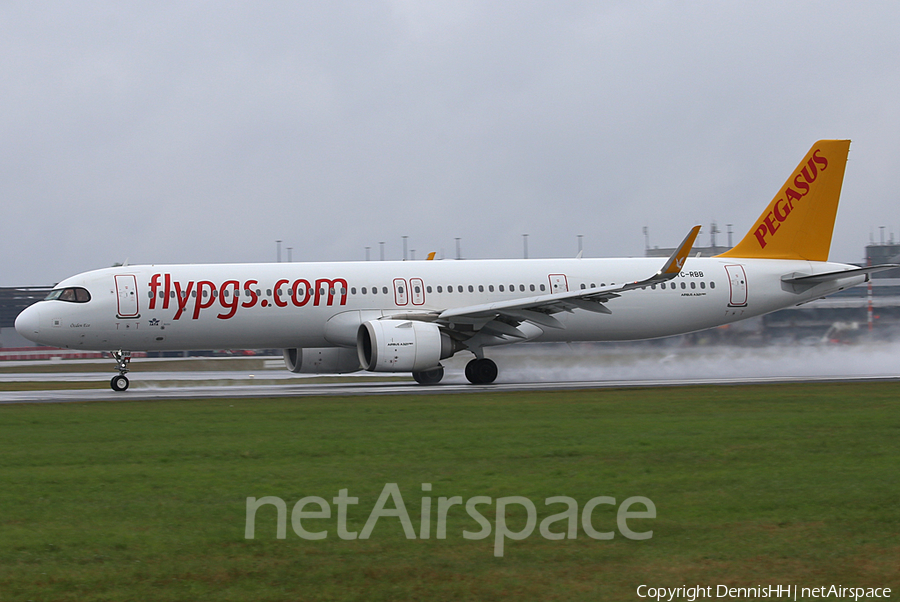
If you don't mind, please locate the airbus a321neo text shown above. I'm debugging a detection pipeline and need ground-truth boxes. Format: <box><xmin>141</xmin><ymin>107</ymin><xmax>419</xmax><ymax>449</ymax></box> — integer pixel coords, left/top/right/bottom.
<box><xmin>16</xmin><ymin>140</ymin><xmax>894</xmax><ymax>390</ymax></box>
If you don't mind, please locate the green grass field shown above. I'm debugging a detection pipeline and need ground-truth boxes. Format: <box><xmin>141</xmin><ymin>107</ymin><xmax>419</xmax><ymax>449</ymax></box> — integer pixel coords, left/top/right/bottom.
<box><xmin>1</xmin><ymin>383</ymin><xmax>897</xmax><ymax>601</ymax></box>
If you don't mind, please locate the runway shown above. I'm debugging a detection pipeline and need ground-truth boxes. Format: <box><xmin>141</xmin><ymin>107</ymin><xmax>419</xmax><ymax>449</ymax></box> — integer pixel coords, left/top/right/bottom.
<box><xmin>3</xmin><ymin>342</ymin><xmax>900</xmax><ymax>404</ymax></box>
<box><xmin>3</xmin><ymin>372</ymin><xmax>900</xmax><ymax>404</ymax></box>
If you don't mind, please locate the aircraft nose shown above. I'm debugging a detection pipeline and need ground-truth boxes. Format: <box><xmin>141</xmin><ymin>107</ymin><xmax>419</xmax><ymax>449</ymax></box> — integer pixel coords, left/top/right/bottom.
<box><xmin>15</xmin><ymin>304</ymin><xmax>41</xmax><ymax>341</ymax></box>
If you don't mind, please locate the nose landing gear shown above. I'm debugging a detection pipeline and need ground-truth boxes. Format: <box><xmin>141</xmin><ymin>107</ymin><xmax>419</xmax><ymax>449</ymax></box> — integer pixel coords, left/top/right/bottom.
<box><xmin>110</xmin><ymin>350</ymin><xmax>131</xmax><ymax>391</ymax></box>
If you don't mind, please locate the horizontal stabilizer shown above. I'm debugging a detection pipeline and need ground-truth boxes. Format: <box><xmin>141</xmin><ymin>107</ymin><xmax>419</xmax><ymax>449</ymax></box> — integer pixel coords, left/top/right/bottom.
<box><xmin>781</xmin><ymin>264</ymin><xmax>898</xmax><ymax>284</ymax></box>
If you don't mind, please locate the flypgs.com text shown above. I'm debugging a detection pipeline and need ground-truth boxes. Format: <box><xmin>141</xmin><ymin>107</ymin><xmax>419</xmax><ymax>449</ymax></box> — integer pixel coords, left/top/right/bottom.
<box><xmin>244</xmin><ymin>483</ymin><xmax>656</xmax><ymax>557</ymax></box>
<box><xmin>148</xmin><ymin>273</ymin><xmax>349</xmax><ymax>320</ymax></box>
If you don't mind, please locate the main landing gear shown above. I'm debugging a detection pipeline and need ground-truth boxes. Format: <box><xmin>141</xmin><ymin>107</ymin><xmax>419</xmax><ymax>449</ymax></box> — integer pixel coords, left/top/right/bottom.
<box><xmin>465</xmin><ymin>358</ymin><xmax>498</xmax><ymax>385</ymax></box>
<box><xmin>110</xmin><ymin>350</ymin><xmax>131</xmax><ymax>391</ymax></box>
<box><xmin>412</xmin><ymin>364</ymin><xmax>444</xmax><ymax>385</ymax></box>
<box><xmin>411</xmin><ymin>357</ymin><xmax>499</xmax><ymax>385</ymax></box>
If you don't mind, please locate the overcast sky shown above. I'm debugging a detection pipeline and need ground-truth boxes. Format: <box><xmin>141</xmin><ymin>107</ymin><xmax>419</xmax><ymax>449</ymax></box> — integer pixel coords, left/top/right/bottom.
<box><xmin>3</xmin><ymin>1</ymin><xmax>900</xmax><ymax>285</ymax></box>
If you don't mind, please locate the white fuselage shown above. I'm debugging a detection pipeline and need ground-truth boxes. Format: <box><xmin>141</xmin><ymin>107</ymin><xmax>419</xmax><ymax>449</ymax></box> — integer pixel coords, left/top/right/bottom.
<box><xmin>15</xmin><ymin>257</ymin><xmax>864</xmax><ymax>352</ymax></box>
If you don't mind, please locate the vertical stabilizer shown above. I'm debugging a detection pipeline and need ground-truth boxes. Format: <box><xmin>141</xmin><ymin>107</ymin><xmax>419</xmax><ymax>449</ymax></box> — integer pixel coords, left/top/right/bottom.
<box><xmin>718</xmin><ymin>140</ymin><xmax>850</xmax><ymax>261</ymax></box>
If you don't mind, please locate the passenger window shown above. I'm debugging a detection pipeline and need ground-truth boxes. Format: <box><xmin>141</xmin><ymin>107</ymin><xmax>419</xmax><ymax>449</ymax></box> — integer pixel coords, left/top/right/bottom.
<box><xmin>478</xmin><ymin>285</ymin><xmax>484</xmax><ymax>292</ymax></box>
<box><xmin>530</xmin><ymin>284</ymin><xmax>535</xmax><ymax>291</ymax></box>
<box><xmin>680</xmin><ymin>282</ymin><xmax>686</xmax><ymax>289</ymax></box>
<box><xmin>468</xmin><ymin>285</ymin><xmax>474</xmax><ymax>293</ymax></box>
<box><xmin>489</xmin><ymin>285</ymin><xmax>494</xmax><ymax>292</ymax></box>
<box><xmin>580</xmin><ymin>284</ymin><xmax>586</xmax><ymax>290</ymax></box>
<box><xmin>437</xmin><ymin>286</ymin><xmax>442</xmax><ymax>293</ymax></box>
<box><xmin>382</xmin><ymin>287</ymin><xmax>388</xmax><ymax>294</ymax></box>
<box><xmin>519</xmin><ymin>284</ymin><xmax>525</xmax><ymax>292</ymax></box>
<box><xmin>427</xmin><ymin>286</ymin><xmax>432</xmax><ymax>293</ymax></box>
<box><xmin>540</xmin><ymin>284</ymin><xmax>545</xmax><ymax>291</ymax></box>
<box><xmin>458</xmin><ymin>285</ymin><xmax>463</xmax><ymax>293</ymax></box>
<box><xmin>499</xmin><ymin>285</ymin><xmax>505</xmax><ymax>292</ymax></box>
<box><xmin>710</xmin><ymin>282</ymin><xmax>716</xmax><ymax>289</ymax></box>
<box><xmin>700</xmin><ymin>282</ymin><xmax>706</xmax><ymax>289</ymax></box>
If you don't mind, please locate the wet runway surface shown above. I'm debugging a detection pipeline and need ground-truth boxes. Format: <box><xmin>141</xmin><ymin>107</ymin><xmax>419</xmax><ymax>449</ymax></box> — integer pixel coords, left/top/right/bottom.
<box><xmin>3</xmin><ymin>372</ymin><xmax>900</xmax><ymax>404</ymax></box>
<box><xmin>3</xmin><ymin>343</ymin><xmax>900</xmax><ymax>404</ymax></box>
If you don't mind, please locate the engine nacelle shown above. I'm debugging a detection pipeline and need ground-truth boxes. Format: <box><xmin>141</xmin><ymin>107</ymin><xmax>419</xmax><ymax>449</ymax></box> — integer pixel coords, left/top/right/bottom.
<box><xmin>357</xmin><ymin>319</ymin><xmax>453</xmax><ymax>372</ymax></box>
<box><xmin>283</xmin><ymin>347</ymin><xmax>361</xmax><ymax>374</ymax></box>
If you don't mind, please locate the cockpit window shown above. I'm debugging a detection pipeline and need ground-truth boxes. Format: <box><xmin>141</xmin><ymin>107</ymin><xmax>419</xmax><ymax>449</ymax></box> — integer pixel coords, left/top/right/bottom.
<box><xmin>44</xmin><ymin>287</ymin><xmax>91</xmax><ymax>303</ymax></box>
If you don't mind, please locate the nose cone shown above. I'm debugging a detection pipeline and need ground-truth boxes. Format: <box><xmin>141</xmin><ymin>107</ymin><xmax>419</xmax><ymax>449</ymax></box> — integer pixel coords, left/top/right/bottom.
<box><xmin>15</xmin><ymin>304</ymin><xmax>41</xmax><ymax>343</ymax></box>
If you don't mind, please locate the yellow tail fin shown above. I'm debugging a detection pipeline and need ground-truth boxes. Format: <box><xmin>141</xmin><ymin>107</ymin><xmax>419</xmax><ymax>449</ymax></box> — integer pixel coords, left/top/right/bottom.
<box><xmin>718</xmin><ymin>140</ymin><xmax>850</xmax><ymax>261</ymax></box>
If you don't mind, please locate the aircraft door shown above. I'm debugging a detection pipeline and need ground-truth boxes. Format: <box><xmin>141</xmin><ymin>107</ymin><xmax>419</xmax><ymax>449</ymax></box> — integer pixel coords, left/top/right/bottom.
<box><xmin>410</xmin><ymin>278</ymin><xmax>425</xmax><ymax>305</ymax></box>
<box><xmin>115</xmin><ymin>274</ymin><xmax>140</xmax><ymax>318</ymax></box>
<box><xmin>724</xmin><ymin>265</ymin><xmax>748</xmax><ymax>307</ymax></box>
<box><xmin>393</xmin><ymin>278</ymin><xmax>409</xmax><ymax>306</ymax></box>
<box><xmin>548</xmin><ymin>274</ymin><xmax>569</xmax><ymax>293</ymax></box>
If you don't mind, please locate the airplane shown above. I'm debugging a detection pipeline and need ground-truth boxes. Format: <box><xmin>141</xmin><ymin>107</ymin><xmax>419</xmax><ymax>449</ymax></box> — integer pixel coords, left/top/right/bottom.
<box><xmin>15</xmin><ymin>140</ymin><xmax>896</xmax><ymax>391</ymax></box>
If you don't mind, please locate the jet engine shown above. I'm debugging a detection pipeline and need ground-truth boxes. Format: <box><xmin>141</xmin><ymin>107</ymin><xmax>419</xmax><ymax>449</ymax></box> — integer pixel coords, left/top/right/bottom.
<box><xmin>283</xmin><ymin>347</ymin><xmax>361</xmax><ymax>374</ymax></box>
<box><xmin>357</xmin><ymin>319</ymin><xmax>453</xmax><ymax>372</ymax></box>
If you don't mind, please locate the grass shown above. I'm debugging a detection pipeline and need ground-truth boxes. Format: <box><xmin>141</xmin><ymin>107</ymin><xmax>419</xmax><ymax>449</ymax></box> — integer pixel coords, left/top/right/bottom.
<box><xmin>0</xmin><ymin>383</ymin><xmax>898</xmax><ymax>600</ymax></box>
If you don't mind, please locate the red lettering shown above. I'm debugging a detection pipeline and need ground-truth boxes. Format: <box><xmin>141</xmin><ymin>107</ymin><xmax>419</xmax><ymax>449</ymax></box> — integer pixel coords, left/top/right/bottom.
<box><xmin>242</xmin><ymin>280</ymin><xmax>259</xmax><ymax>308</ymax></box>
<box><xmin>173</xmin><ymin>281</ymin><xmax>194</xmax><ymax>320</ymax></box>
<box><xmin>753</xmin><ymin>223</ymin><xmax>769</xmax><ymax>248</ymax></box>
<box><xmin>193</xmin><ymin>281</ymin><xmax>216</xmax><ymax>319</ymax></box>
<box><xmin>793</xmin><ymin>174</ymin><xmax>810</xmax><ymax>196</ymax></box>
<box><xmin>163</xmin><ymin>273</ymin><xmax>172</xmax><ymax>310</ymax></box>
<box><xmin>314</xmin><ymin>278</ymin><xmax>348</xmax><ymax>306</ymax></box>
<box><xmin>291</xmin><ymin>279</ymin><xmax>312</xmax><ymax>307</ymax></box>
<box><xmin>812</xmin><ymin>148</ymin><xmax>828</xmax><ymax>171</ymax></box>
<box><xmin>763</xmin><ymin>211</ymin><xmax>780</xmax><ymax>238</ymax></box>
<box><xmin>149</xmin><ymin>274</ymin><xmax>161</xmax><ymax>310</ymax></box>
<box><xmin>217</xmin><ymin>280</ymin><xmax>240</xmax><ymax>319</ymax></box>
<box><xmin>273</xmin><ymin>279</ymin><xmax>290</xmax><ymax>308</ymax></box>
<box><xmin>773</xmin><ymin>198</ymin><xmax>792</xmax><ymax>222</ymax></box>
<box><xmin>801</xmin><ymin>159</ymin><xmax>818</xmax><ymax>185</ymax></box>
<box><xmin>784</xmin><ymin>188</ymin><xmax>803</xmax><ymax>206</ymax></box>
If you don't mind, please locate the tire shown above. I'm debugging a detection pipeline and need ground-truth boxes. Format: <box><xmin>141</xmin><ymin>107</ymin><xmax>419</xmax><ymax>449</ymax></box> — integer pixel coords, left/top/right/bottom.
<box><xmin>111</xmin><ymin>375</ymin><xmax>129</xmax><ymax>391</ymax></box>
<box><xmin>413</xmin><ymin>365</ymin><xmax>444</xmax><ymax>385</ymax></box>
<box><xmin>465</xmin><ymin>358</ymin><xmax>498</xmax><ymax>385</ymax></box>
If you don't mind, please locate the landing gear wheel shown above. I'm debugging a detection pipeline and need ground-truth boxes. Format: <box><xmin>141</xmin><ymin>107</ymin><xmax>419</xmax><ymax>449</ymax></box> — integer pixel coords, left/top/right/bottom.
<box><xmin>109</xmin><ymin>350</ymin><xmax>132</xmax><ymax>392</ymax></box>
<box><xmin>413</xmin><ymin>365</ymin><xmax>444</xmax><ymax>385</ymax></box>
<box><xmin>111</xmin><ymin>375</ymin><xmax>130</xmax><ymax>391</ymax></box>
<box><xmin>465</xmin><ymin>358</ymin><xmax>498</xmax><ymax>385</ymax></box>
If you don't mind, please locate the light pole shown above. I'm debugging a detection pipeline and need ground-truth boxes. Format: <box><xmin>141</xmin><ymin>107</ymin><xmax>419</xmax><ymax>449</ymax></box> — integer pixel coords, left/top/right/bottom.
<box><xmin>402</xmin><ymin>236</ymin><xmax>408</xmax><ymax>261</ymax></box>
<box><xmin>577</xmin><ymin>234</ymin><xmax>583</xmax><ymax>256</ymax></box>
<box><xmin>276</xmin><ymin>240</ymin><xmax>282</xmax><ymax>263</ymax></box>
<box><xmin>287</xmin><ymin>247</ymin><xmax>292</xmax><ymax>263</ymax></box>
<box><xmin>365</xmin><ymin>246</ymin><xmax>371</xmax><ymax>261</ymax></box>
<box><xmin>523</xmin><ymin>234</ymin><xmax>529</xmax><ymax>259</ymax></box>
<box><xmin>379</xmin><ymin>242</ymin><xmax>385</xmax><ymax>261</ymax></box>
<box><xmin>455</xmin><ymin>238</ymin><xmax>461</xmax><ymax>260</ymax></box>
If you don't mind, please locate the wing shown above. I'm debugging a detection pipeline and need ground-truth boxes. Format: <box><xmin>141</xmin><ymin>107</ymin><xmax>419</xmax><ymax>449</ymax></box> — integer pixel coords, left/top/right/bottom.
<box><xmin>425</xmin><ymin>226</ymin><xmax>701</xmax><ymax>343</ymax></box>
